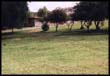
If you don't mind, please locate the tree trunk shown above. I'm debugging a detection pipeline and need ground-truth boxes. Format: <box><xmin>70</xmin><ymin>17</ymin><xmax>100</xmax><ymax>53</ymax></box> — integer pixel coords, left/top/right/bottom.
<box><xmin>80</xmin><ymin>21</ymin><xmax>84</xmax><ymax>29</ymax></box>
<box><xmin>87</xmin><ymin>25</ymin><xmax>90</xmax><ymax>31</ymax></box>
<box><xmin>86</xmin><ymin>21</ymin><xmax>92</xmax><ymax>31</ymax></box>
<box><xmin>69</xmin><ymin>23</ymin><xmax>74</xmax><ymax>31</ymax></box>
<box><xmin>94</xmin><ymin>21</ymin><xmax>100</xmax><ymax>31</ymax></box>
<box><xmin>56</xmin><ymin>23</ymin><xmax>58</xmax><ymax>32</ymax></box>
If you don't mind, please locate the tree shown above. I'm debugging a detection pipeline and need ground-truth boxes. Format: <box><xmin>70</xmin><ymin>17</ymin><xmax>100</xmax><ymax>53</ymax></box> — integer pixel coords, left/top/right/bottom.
<box><xmin>47</xmin><ymin>8</ymin><xmax>67</xmax><ymax>32</ymax></box>
<box><xmin>37</xmin><ymin>6</ymin><xmax>50</xmax><ymax>22</ymax></box>
<box><xmin>71</xmin><ymin>1</ymin><xmax>108</xmax><ymax>31</ymax></box>
<box><xmin>91</xmin><ymin>2</ymin><xmax>108</xmax><ymax>30</ymax></box>
<box><xmin>37</xmin><ymin>6</ymin><xmax>50</xmax><ymax>31</ymax></box>
<box><xmin>1</xmin><ymin>1</ymin><xmax>28</xmax><ymax>33</ymax></box>
<box><xmin>71</xmin><ymin>2</ymin><xmax>94</xmax><ymax>31</ymax></box>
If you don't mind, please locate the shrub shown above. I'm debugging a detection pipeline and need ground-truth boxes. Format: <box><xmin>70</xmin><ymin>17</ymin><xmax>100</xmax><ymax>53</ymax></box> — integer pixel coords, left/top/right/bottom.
<box><xmin>41</xmin><ymin>22</ymin><xmax>49</xmax><ymax>32</ymax></box>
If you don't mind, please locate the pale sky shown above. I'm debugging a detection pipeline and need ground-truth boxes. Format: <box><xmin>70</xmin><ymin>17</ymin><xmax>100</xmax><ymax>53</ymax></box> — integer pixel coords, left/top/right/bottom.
<box><xmin>27</xmin><ymin>1</ymin><xmax>79</xmax><ymax>12</ymax></box>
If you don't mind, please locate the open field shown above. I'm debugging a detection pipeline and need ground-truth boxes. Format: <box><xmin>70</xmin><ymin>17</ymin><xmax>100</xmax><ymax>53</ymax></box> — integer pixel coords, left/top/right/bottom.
<box><xmin>2</xmin><ymin>21</ymin><xmax>109</xmax><ymax>74</ymax></box>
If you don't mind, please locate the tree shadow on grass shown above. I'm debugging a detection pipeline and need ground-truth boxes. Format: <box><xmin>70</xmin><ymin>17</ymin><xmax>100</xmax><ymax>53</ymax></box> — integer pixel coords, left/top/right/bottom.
<box><xmin>2</xmin><ymin>28</ymin><xmax>108</xmax><ymax>40</ymax></box>
<box><xmin>56</xmin><ymin>29</ymin><xmax>108</xmax><ymax>36</ymax></box>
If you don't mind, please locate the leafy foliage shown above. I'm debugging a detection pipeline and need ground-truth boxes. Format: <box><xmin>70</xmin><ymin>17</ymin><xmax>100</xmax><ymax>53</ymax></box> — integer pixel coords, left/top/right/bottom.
<box><xmin>71</xmin><ymin>1</ymin><xmax>108</xmax><ymax>30</ymax></box>
<box><xmin>1</xmin><ymin>1</ymin><xmax>28</xmax><ymax>32</ymax></box>
<box><xmin>47</xmin><ymin>8</ymin><xmax>67</xmax><ymax>23</ymax></box>
<box><xmin>37</xmin><ymin>6</ymin><xmax>50</xmax><ymax>22</ymax></box>
<box><xmin>47</xmin><ymin>8</ymin><xmax>68</xmax><ymax>32</ymax></box>
<box><xmin>41</xmin><ymin>22</ymin><xmax>49</xmax><ymax>32</ymax></box>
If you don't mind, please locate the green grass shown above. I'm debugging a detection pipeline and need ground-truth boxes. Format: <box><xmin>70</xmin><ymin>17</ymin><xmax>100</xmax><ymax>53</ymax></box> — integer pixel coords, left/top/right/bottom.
<box><xmin>2</xmin><ymin>21</ymin><xmax>109</xmax><ymax>74</ymax></box>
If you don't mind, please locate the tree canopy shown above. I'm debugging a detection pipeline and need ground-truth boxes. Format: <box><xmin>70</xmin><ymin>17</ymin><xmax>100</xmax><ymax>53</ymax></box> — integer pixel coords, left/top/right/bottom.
<box><xmin>47</xmin><ymin>8</ymin><xmax>68</xmax><ymax>32</ymax></box>
<box><xmin>71</xmin><ymin>1</ymin><xmax>108</xmax><ymax>30</ymax></box>
<box><xmin>47</xmin><ymin>8</ymin><xmax>67</xmax><ymax>23</ymax></box>
<box><xmin>37</xmin><ymin>6</ymin><xmax>50</xmax><ymax>22</ymax></box>
<box><xmin>1</xmin><ymin>1</ymin><xmax>28</xmax><ymax>32</ymax></box>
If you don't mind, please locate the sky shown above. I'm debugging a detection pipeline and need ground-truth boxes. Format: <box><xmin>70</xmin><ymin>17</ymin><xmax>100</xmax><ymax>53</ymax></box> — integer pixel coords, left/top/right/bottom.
<box><xmin>27</xmin><ymin>1</ymin><xmax>79</xmax><ymax>12</ymax></box>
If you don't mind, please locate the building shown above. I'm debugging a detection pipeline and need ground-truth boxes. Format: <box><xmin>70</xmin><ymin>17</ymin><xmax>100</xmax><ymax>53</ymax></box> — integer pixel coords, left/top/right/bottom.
<box><xmin>25</xmin><ymin>12</ymin><xmax>42</xmax><ymax>27</ymax></box>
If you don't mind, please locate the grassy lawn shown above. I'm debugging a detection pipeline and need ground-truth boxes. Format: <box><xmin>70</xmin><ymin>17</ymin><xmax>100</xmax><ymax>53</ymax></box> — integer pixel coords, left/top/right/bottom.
<box><xmin>2</xmin><ymin>21</ymin><xmax>109</xmax><ymax>74</ymax></box>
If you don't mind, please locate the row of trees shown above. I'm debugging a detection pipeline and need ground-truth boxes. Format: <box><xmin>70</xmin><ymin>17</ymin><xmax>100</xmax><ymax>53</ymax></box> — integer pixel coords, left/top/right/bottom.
<box><xmin>37</xmin><ymin>1</ymin><xmax>108</xmax><ymax>32</ymax></box>
<box><xmin>71</xmin><ymin>1</ymin><xmax>108</xmax><ymax>31</ymax></box>
<box><xmin>1</xmin><ymin>1</ymin><xmax>108</xmax><ymax>33</ymax></box>
<box><xmin>37</xmin><ymin>7</ymin><xmax>70</xmax><ymax>32</ymax></box>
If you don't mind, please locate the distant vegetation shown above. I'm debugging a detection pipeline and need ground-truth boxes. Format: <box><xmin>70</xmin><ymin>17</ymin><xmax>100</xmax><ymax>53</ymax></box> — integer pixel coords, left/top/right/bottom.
<box><xmin>2</xmin><ymin>1</ymin><xmax>108</xmax><ymax>33</ymax></box>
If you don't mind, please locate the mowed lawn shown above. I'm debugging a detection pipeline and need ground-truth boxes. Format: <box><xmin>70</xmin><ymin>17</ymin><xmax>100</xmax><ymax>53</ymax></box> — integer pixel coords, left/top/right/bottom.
<box><xmin>2</xmin><ymin>21</ymin><xmax>108</xmax><ymax>74</ymax></box>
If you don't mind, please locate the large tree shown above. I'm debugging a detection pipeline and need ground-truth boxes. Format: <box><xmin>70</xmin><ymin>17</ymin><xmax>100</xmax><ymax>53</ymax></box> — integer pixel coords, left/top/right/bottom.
<box><xmin>47</xmin><ymin>8</ymin><xmax>68</xmax><ymax>32</ymax></box>
<box><xmin>71</xmin><ymin>2</ymin><xmax>95</xmax><ymax>30</ymax></box>
<box><xmin>1</xmin><ymin>1</ymin><xmax>28</xmax><ymax>33</ymax></box>
<box><xmin>71</xmin><ymin>1</ymin><xmax>108</xmax><ymax>31</ymax></box>
<box><xmin>91</xmin><ymin>2</ymin><xmax>108</xmax><ymax>30</ymax></box>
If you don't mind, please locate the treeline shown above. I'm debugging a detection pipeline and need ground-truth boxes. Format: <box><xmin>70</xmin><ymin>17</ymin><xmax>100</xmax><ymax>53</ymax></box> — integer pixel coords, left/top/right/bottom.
<box><xmin>36</xmin><ymin>1</ymin><xmax>108</xmax><ymax>32</ymax></box>
<box><xmin>71</xmin><ymin>1</ymin><xmax>108</xmax><ymax>31</ymax></box>
<box><xmin>1</xmin><ymin>1</ymin><xmax>108</xmax><ymax>33</ymax></box>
